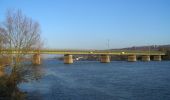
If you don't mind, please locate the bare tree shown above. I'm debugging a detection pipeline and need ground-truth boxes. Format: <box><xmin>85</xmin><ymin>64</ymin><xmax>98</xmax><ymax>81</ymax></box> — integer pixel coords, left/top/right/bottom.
<box><xmin>0</xmin><ymin>27</ymin><xmax>6</xmax><ymax>49</ymax></box>
<box><xmin>0</xmin><ymin>26</ymin><xmax>9</xmax><ymax>66</ymax></box>
<box><xmin>0</xmin><ymin>9</ymin><xmax>42</xmax><ymax>65</ymax></box>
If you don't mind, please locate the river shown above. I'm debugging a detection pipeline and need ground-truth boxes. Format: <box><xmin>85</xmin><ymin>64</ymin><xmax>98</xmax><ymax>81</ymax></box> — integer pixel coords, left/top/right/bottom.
<box><xmin>15</xmin><ymin>60</ymin><xmax>170</xmax><ymax>100</ymax></box>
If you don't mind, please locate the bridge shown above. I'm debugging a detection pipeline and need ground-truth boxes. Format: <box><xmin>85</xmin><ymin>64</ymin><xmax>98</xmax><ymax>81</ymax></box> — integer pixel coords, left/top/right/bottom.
<box><xmin>0</xmin><ymin>49</ymin><xmax>166</xmax><ymax>65</ymax></box>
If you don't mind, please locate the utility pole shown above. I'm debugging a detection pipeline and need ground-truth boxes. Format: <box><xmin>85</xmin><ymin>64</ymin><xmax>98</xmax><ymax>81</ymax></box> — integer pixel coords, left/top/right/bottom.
<box><xmin>107</xmin><ymin>39</ymin><xmax>110</xmax><ymax>50</ymax></box>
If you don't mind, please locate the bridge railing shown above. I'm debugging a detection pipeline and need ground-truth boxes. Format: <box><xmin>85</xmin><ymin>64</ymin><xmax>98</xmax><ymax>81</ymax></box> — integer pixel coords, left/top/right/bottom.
<box><xmin>0</xmin><ymin>49</ymin><xmax>166</xmax><ymax>55</ymax></box>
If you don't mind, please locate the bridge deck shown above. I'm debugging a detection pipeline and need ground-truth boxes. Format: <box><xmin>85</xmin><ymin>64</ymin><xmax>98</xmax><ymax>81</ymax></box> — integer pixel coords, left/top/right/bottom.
<box><xmin>0</xmin><ymin>49</ymin><xmax>166</xmax><ymax>55</ymax></box>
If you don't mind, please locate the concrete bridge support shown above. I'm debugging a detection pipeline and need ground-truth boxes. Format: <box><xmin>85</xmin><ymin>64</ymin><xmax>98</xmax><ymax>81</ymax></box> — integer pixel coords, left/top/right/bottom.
<box><xmin>100</xmin><ymin>55</ymin><xmax>110</xmax><ymax>63</ymax></box>
<box><xmin>153</xmin><ymin>55</ymin><xmax>161</xmax><ymax>61</ymax></box>
<box><xmin>128</xmin><ymin>55</ymin><xmax>137</xmax><ymax>62</ymax></box>
<box><xmin>32</xmin><ymin>54</ymin><xmax>41</xmax><ymax>65</ymax></box>
<box><xmin>142</xmin><ymin>55</ymin><xmax>150</xmax><ymax>61</ymax></box>
<box><xmin>64</xmin><ymin>54</ymin><xmax>73</xmax><ymax>64</ymax></box>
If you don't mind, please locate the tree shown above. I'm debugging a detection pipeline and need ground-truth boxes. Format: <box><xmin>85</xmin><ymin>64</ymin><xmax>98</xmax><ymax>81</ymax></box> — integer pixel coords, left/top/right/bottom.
<box><xmin>0</xmin><ymin>27</ymin><xmax>6</xmax><ymax>49</ymax></box>
<box><xmin>0</xmin><ymin>27</ymin><xmax>8</xmax><ymax>66</ymax></box>
<box><xmin>0</xmin><ymin>10</ymin><xmax>43</xmax><ymax>99</ymax></box>
<box><xmin>0</xmin><ymin>9</ymin><xmax>42</xmax><ymax>65</ymax></box>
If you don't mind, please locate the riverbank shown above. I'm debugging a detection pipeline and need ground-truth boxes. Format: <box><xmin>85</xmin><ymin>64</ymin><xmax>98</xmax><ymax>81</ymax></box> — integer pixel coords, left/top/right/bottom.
<box><xmin>56</xmin><ymin>55</ymin><xmax>170</xmax><ymax>61</ymax></box>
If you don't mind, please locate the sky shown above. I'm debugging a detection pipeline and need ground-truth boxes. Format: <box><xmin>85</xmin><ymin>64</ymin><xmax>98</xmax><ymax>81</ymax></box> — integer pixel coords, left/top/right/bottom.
<box><xmin>0</xmin><ymin>0</ymin><xmax>170</xmax><ymax>50</ymax></box>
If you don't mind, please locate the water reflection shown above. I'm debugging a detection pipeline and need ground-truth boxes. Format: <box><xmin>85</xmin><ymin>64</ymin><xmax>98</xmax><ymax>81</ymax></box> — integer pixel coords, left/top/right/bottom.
<box><xmin>1</xmin><ymin>61</ymin><xmax>170</xmax><ymax>100</ymax></box>
<box><xmin>17</xmin><ymin>61</ymin><xmax>170</xmax><ymax>100</ymax></box>
<box><xmin>0</xmin><ymin>63</ymin><xmax>44</xmax><ymax>100</ymax></box>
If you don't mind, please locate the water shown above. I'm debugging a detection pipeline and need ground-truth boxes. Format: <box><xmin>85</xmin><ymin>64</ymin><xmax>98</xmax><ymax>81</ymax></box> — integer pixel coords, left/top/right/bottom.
<box><xmin>18</xmin><ymin>60</ymin><xmax>170</xmax><ymax>100</ymax></box>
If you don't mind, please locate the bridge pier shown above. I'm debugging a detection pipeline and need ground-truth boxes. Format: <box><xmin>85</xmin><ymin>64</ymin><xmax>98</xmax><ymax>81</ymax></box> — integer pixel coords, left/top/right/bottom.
<box><xmin>153</xmin><ymin>55</ymin><xmax>161</xmax><ymax>61</ymax></box>
<box><xmin>64</xmin><ymin>54</ymin><xmax>73</xmax><ymax>64</ymax></box>
<box><xmin>100</xmin><ymin>55</ymin><xmax>110</xmax><ymax>63</ymax></box>
<box><xmin>142</xmin><ymin>55</ymin><xmax>150</xmax><ymax>61</ymax></box>
<box><xmin>32</xmin><ymin>54</ymin><xmax>41</xmax><ymax>65</ymax></box>
<box><xmin>128</xmin><ymin>55</ymin><xmax>137</xmax><ymax>62</ymax></box>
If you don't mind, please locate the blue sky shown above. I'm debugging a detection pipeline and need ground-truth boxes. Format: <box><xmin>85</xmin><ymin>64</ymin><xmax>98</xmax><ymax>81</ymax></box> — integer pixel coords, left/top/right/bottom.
<box><xmin>0</xmin><ymin>0</ymin><xmax>170</xmax><ymax>49</ymax></box>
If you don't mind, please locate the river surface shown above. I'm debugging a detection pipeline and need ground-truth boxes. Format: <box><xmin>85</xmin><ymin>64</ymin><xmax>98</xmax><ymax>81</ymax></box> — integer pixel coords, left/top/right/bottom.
<box><xmin>18</xmin><ymin>60</ymin><xmax>170</xmax><ymax>100</ymax></box>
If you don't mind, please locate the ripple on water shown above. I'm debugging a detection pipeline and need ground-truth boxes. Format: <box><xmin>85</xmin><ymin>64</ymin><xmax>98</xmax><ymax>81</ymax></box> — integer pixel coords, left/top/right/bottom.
<box><xmin>19</xmin><ymin>60</ymin><xmax>170</xmax><ymax>100</ymax></box>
